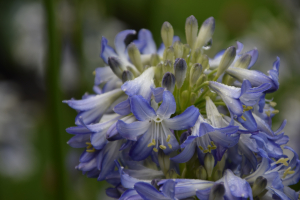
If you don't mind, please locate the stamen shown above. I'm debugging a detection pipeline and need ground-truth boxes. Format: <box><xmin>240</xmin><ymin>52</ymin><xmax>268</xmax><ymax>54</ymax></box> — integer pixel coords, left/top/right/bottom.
<box><xmin>168</xmin><ymin>143</ymin><xmax>172</xmax><ymax>149</ymax></box>
<box><xmin>241</xmin><ymin>115</ymin><xmax>246</xmax><ymax>121</ymax></box>
<box><xmin>86</xmin><ymin>142</ymin><xmax>93</xmax><ymax>149</ymax></box>
<box><xmin>159</xmin><ymin>145</ymin><xmax>167</xmax><ymax>150</ymax></box>
<box><xmin>166</xmin><ymin>135</ymin><xmax>171</xmax><ymax>143</ymax></box>
<box><xmin>283</xmin><ymin>167</ymin><xmax>295</xmax><ymax>178</ymax></box>
<box><xmin>153</xmin><ymin>148</ymin><xmax>158</xmax><ymax>152</ymax></box>
<box><xmin>199</xmin><ymin>146</ymin><xmax>204</xmax><ymax>151</ymax></box>
<box><xmin>265</xmin><ymin>110</ymin><xmax>271</xmax><ymax>117</ymax></box>
<box><xmin>275</xmin><ymin>158</ymin><xmax>289</xmax><ymax>166</ymax></box>
<box><xmin>272</xmin><ymin>110</ymin><xmax>279</xmax><ymax>114</ymax></box>
<box><xmin>269</xmin><ymin>101</ymin><xmax>277</xmax><ymax>107</ymax></box>
<box><xmin>243</xmin><ymin>106</ymin><xmax>253</xmax><ymax>112</ymax></box>
<box><xmin>147</xmin><ymin>142</ymin><xmax>155</xmax><ymax>147</ymax></box>
<box><xmin>92</xmin><ymin>71</ymin><xmax>96</xmax><ymax>75</ymax></box>
<box><xmin>86</xmin><ymin>148</ymin><xmax>96</xmax><ymax>153</ymax></box>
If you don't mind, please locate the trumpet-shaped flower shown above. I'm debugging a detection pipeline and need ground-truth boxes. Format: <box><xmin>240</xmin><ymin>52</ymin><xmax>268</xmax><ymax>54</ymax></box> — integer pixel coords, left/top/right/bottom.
<box><xmin>117</xmin><ymin>90</ymin><xmax>199</xmax><ymax>160</ymax></box>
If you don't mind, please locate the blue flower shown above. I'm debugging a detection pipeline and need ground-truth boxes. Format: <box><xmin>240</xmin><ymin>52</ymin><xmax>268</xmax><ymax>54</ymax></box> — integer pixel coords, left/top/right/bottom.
<box><xmin>171</xmin><ymin>113</ymin><xmax>239</xmax><ymax>163</ymax></box>
<box><xmin>245</xmin><ymin>147</ymin><xmax>300</xmax><ymax>199</ymax></box>
<box><xmin>117</xmin><ymin>90</ymin><xmax>199</xmax><ymax>161</ymax></box>
<box><xmin>209</xmin><ymin>80</ymin><xmax>271</xmax><ymax>117</ymax></box>
<box><xmin>226</xmin><ymin>57</ymin><xmax>280</xmax><ymax>93</ymax></box>
<box><xmin>63</xmin><ymin>88</ymin><xmax>124</xmax><ymax>125</ymax></box>
<box><xmin>209</xmin><ymin>41</ymin><xmax>258</xmax><ymax>70</ymax></box>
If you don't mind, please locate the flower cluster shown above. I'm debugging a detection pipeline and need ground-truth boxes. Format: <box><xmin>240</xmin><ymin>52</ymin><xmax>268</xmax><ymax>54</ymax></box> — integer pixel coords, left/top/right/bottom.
<box><xmin>64</xmin><ymin>15</ymin><xmax>300</xmax><ymax>200</ymax></box>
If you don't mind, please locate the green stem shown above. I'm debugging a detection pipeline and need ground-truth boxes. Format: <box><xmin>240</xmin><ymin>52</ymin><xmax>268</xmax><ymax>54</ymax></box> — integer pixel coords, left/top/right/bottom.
<box><xmin>207</xmin><ymin>68</ymin><xmax>218</xmax><ymax>79</ymax></box>
<box><xmin>193</xmin><ymin>81</ymin><xmax>209</xmax><ymax>93</ymax></box>
<box><xmin>44</xmin><ymin>0</ymin><xmax>65</xmax><ymax>199</ymax></box>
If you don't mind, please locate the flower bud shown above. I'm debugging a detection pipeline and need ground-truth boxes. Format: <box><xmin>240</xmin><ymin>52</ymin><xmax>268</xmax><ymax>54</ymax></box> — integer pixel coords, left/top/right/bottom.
<box><xmin>162</xmin><ymin>72</ymin><xmax>176</xmax><ymax>93</ymax></box>
<box><xmin>204</xmin><ymin>153</ymin><xmax>215</xmax><ymax>179</ymax></box>
<box><xmin>233</xmin><ymin>54</ymin><xmax>252</xmax><ymax>69</ymax></box>
<box><xmin>173</xmin><ymin>41</ymin><xmax>183</xmax><ymax>58</ymax></box>
<box><xmin>158</xmin><ymin>150</ymin><xmax>170</xmax><ymax>176</ymax></box>
<box><xmin>209</xmin><ymin>183</ymin><xmax>225</xmax><ymax>200</ymax></box>
<box><xmin>128</xmin><ymin>43</ymin><xmax>143</xmax><ymax>72</ymax></box>
<box><xmin>150</xmin><ymin>54</ymin><xmax>161</xmax><ymax>66</ymax></box>
<box><xmin>174</xmin><ymin>58</ymin><xmax>187</xmax><ymax>88</ymax></box>
<box><xmin>190</xmin><ymin>92</ymin><xmax>197</xmax><ymax>104</ymax></box>
<box><xmin>182</xmin><ymin>44</ymin><xmax>190</xmax><ymax>60</ymax></box>
<box><xmin>161</xmin><ymin>21</ymin><xmax>174</xmax><ymax>48</ymax></box>
<box><xmin>195</xmin><ymin>165</ymin><xmax>207</xmax><ymax>180</ymax></box>
<box><xmin>165</xmin><ymin>46</ymin><xmax>174</xmax><ymax>61</ymax></box>
<box><xmin>201</xmin><ymin>54</ymin><xmax>210</xmax><ymax>70</ymax></box>
<box><xmin>215</xmin><ymin>46</ymin><xmax>236</xmax><ymax>80</ymax></box>
<box><xmin>191</xmin><ymin>48</ymin><xmax>202</xmax><ymax>63</ymax></box>
<box><xmin>190</xmin><ymin>63</ymin><xmax>202</xmax><ymax>87</ymax></box>
<box><xmin>163</xmin><ymin>60</ymin><xmax>173</xmax><ymax>74</ymax></box>
<box><xmin>213</xmin><ymin>169</ymin><xmax>223</xmax><ymax>181</ymax></box>
<box><xmin>108</xmin><ymin>56</ymin><xmax>124</xmax><ymax>79</ymax></box>
<box><xmin>122</xmin><ymin>70</ymin><xmax>134</xmax><ymax>83</ymax></box>
<box><xmin>196</xmin><ymin>74</ymin><xmax>207</xmax><ymax>88</ymax></box>
<box><xmin>252</xmin><ymin>176</ymin><xmax>267</xmax><ymax>197</ymax></box>
<box><xmin>194</xmin><ymin>17</ymin><xmax>215</xmax><ymax>50</ymax></box>
<box><xmin>185</xmin><ymin>15</ymin><xmax>198</xmax><ymax>49</ymax></box>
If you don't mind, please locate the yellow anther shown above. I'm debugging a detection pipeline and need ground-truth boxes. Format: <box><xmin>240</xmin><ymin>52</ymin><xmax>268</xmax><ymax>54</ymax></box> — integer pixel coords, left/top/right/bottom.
<box><xmin>241</xmin><ymin>115</ymin><xmax>247</xmax><ymax>121</ymax></box>
<box><xmin>210</xmin><ymin>141</ymin><xmax>217</xmax><ymax>148</ymax></box>
<box><xmin>265</xmin><ymin>110</ymin><xmax>271</xmax><ymax>117</ymax></box>
<box><xmin>152</xmin><ymin>139</ymin><xmax>156</xmax><ymax>145</ymax></box>
<box><xmin>159</xmin><ymin>145</ymin><xmax>167</xmax><ymax>150</ymax></box>
<box><xmin>272</xmin><ymin>110</ymin><xmax>279</xmax><ymax>114</ymax></box>
<box><xmin>86</xmin><ymin>142</ymin><xmax>93</xmax><ymax>149</ymax></box>
<box><xmin>153</xmin><ymin>148</ymin><xmax>158</xmax><ymax>152</ymax></box>
<box><xmin>203</xmin><ymin>149</ymin><xmax>209</xmax><ymax>153</ymax></box>
<box><xmin>275</xmin><ymin>158</ymin><xmax>289</xmax><ymax>166</ymax></box>
<box><xmin>86</xmin><ymin>142</ymin><xmax>91</xmax><ymax>145</ymax></box>
<box><xmin>243</xmin><ymin>106</ymin><xmax>253</xmax><ymax>112</ymax></box>
<box><xmin>168</xmin><ymin>143</ymin><xmax>172</xmax><ymax>149</ymax></box>
<box><xmin>93</xmin><ymin>71</ymin><xmax>96</xmax><ymax>75</ymax></box>
<box><xmin>86</xmin><ymin>148</ymin><xmax>96</xmax><ymax>153</ymax></box>
<box><xmin>147</xmin><ymin>142</ymin><xmax>155</xmax><ymax>147</ymax></box>
<box><xmin>166</xmin><ymin>135</ymin><xmax>171</xmax><ymax>143</ymax></box>
<box><xmin>269</xmin><ymin>101</ymin><xmax>277</xmax><ymax>107</ymax></box>
<box><xmin>283</xmin><ymin>167</ymin><xmax>295</xmax><ymax>178</ymax></box>
<box><xmin>199</xmin><ymin>146</ymin><xmax>204</xmax><ymax>151</ymax></box>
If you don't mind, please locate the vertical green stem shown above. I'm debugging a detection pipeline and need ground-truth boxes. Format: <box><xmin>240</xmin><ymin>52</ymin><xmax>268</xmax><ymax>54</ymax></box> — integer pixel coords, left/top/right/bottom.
<box><xmin>44</xmin><ymin>0</ymin><xmax>65</xmax><ymax>199</ymax></box>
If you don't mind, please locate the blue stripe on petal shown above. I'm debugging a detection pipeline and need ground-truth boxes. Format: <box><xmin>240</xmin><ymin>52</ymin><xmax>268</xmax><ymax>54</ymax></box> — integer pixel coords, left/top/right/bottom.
<box><xmin>66</xmin><ymin>125</ymin><xmax>91</xmax><ymax>135</ymax></box>
<box><xmin>114</xmin><ymin>30</ymin><xmax>136</xmax><ymax>60</ymax></box>
<box><xmin>114</xmin><ymin>99</ymin><xmax>131</xmax><ymax>116</ymax></box>
<box><xmin>163</xmin><ymin>106</ymin><xmax>199</xmax><ymax>130</ymax></box>
<box><xmin>129</xmin><ymin>129</ymin><xmax>154</xmax><ymax>161</ymax></box>
<box><xmin>151</xmin><ymin>87</ymin><xmax>164</xmax><ymax>103</ymax></box>
<box><xmin>156</xmin><ymin>91</ymin><xmax>176</xmax><ymax>119</ymax></box>
<box><xmin>119</xmin><ymin>189</ymin><xmax>143</xmax><ymax>200</ymax></box>
<box><xmin>134</xmin><ymin>182</ymin><xmax>171</xmax><ymax>200</ymax></box>
<box><xmin>134</xmin><ymin>29</ymin><xmax>157</xmax><ymax>54</ymax></box>
<box><xmin>245</xmin><ymin>48</ymin><xmax>258</xmax><ymax>69</ymax></box>
<box><xmin>67</xmin><ymin>134</ymin><xmax>90</xmax><ymax>148</ymax></box>
<box><xmin>162</xmin><ymin>180</ymin><xmax>176</xmax><ymax>199</ymax></box>
<box><xmin>94</xmin><ymin>67</ymin><xmax>116</xmax><ymax>85</ymax></box>
<box><xmin>171</xmin><ymin>141</ymin><xmax>196</xmax><ymax>163</ymax></box>
<box><xmin>130</xmin><ymin>95</ymin><xmax>156</xmax><ymax>121</ymax></box>
<box><xmin>117</xmin><ymin>120</ymin><xmax>151</xmax><ymax>141</ymax></box>
<box><xmin>100</xmin><ymin>37</ymin><xmax>118</xmax><ymax>64</ymax></box>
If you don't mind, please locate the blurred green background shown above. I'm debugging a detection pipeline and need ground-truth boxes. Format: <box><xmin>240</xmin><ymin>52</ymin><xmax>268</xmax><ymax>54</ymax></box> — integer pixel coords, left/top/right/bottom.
<box><xmin>0</xmin><ymin>0</ymin><xmax>299</xmax><ymax>199</ymax></box>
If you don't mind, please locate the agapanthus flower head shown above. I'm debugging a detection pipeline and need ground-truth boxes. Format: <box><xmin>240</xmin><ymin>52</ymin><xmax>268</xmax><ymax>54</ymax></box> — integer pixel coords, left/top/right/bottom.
<box><xmin>64</xmin><ymin>15</ymin><xmax>300</xmax><ymax>200</ymax></box>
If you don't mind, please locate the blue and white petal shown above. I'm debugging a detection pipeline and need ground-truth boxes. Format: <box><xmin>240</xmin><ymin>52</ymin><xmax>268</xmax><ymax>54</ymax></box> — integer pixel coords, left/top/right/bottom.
<box><xmin>163</xmin><ymin>106</ymin><xmax>199</xmax><ymax>130</ymax></box>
